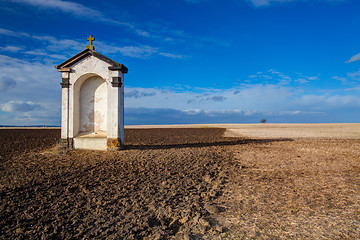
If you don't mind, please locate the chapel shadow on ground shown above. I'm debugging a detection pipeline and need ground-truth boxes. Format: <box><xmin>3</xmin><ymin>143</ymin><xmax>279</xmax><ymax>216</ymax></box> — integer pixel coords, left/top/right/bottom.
<box><xmin>124</xmin><ymin>128</ymin><xmax>293</xmax><ymax>150</ymax></box>
<box><xmin>124</xmin><ymin>138</ymin><xmax>294</xmax><ymax>150</ymax></box>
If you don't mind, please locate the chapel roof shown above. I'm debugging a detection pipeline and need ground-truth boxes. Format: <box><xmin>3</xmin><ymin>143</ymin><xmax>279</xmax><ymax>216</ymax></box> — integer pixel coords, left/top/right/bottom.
<box><xmin>55</xmin><ymin>48</ymin><xmax>128</xmax><ymax>74</ymax></box>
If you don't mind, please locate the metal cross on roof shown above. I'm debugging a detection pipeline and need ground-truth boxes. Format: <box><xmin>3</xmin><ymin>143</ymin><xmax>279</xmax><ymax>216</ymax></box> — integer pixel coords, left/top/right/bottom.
<box><xmin>86</xmin><ymin>35</ymin><xmax>95</xmax><ymax>50</ymax></box>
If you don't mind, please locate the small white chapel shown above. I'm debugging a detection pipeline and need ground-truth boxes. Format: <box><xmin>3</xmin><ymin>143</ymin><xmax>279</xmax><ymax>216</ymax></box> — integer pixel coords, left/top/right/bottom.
<box><xmin>55</xmin><ymin>35</ymin><xmax>128</xmax><ymax>150</ymax></box>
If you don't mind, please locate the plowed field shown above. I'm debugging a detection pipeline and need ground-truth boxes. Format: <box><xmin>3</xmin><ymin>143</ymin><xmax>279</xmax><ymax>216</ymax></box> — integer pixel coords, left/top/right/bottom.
<box><xmin>0</xmin><ymin>127</ymin><xmax>359</xmax><ymax>239</ymax></box>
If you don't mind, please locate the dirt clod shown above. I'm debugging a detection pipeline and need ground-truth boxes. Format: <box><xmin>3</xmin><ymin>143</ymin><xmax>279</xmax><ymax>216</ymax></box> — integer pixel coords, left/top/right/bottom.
<box><xmin>204</xmin><ymin>203</ymin><xmax>221</xmax><ymax>215</ymax></box>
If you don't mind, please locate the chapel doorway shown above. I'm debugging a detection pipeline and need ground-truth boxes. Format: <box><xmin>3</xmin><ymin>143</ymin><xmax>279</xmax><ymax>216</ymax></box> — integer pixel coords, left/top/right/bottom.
<box><xmin>79</xmin><ymin>76</ymin><xmax>107</xmax><ymax>135</ymax></box>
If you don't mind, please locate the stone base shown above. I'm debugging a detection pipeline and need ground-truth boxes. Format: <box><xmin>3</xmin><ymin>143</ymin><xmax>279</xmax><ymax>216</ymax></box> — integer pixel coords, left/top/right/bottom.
<box><xmin>60</xmin><ymin>136</ymin><xmax>123</xmax><ymax>151</ymax></box>
<box><xmin>60</xmin><ymin>138</ymin><xmax>73</xmax><ymax>149</ymax></box>
<box><xmin>107</xmin><ymin>138</ymin><xmax>123</xmax><ymax>151</ymax></box>
<box><xmin>73</xmin><ymin>136</ymin><xmax>107</xmax><ymax>150</ymax></box>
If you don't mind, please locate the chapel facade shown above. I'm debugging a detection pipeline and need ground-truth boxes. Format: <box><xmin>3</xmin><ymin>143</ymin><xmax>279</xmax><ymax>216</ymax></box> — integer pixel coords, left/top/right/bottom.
<box><xmin>55</xmin><ymin>35</ymin><xmax>128</xmax><ymax>150</ymax></box>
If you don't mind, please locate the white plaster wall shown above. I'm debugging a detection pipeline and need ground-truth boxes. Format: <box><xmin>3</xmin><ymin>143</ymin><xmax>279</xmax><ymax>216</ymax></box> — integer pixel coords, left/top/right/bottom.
<box><xmin>61</xmin><ymin>72</ymin><xmax>70</xmax><ymax>139</ymax></box>
<box><xmin>61</xmin><ymin>55</ymin><xmax>125</xmax><ymax>145</ymax></box>
<box><xmin>79</xmin><ymin>76</ymin><xmax>107</xmax><ymax>134</ymax></box>
<box><xmin>61</xmin><ymin>87</ymin><xmax>69</xmax><ymax>139</ymax></box>
<box><xmin>106</xmin><ymin>71</ymin><xmax>124</xmax><ymax>141</ymax></box>
<box><xmin>119</xmin><ymin>73</ymin><xmax>125</xmax><ymax>144</ymax></box>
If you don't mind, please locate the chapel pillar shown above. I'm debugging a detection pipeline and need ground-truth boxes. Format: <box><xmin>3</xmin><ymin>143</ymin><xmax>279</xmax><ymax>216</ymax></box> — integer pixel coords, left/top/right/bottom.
<box><xmin>59</xmin><ymin>68</ymin><xmax>73</xmax><ymax>149</ymax></box>
<box><xmin>106</xmin><ymin>68</ymin><xmax>125</xmax><ymax>150</ymax></box>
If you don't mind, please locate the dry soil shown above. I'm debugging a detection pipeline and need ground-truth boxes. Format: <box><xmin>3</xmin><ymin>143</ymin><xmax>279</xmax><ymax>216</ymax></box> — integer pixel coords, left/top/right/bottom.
<box><xmin>0</xmin><ymin>126</ymin><xmax>359</xmax><ymax>239</ymax></box>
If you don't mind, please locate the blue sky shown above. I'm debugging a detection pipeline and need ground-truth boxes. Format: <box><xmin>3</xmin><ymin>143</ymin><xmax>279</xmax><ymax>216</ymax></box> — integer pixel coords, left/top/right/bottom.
<box><xmin>0</xmin><ymin>0</ymin><xmax>359</xmax><ymax>125</ymax></box>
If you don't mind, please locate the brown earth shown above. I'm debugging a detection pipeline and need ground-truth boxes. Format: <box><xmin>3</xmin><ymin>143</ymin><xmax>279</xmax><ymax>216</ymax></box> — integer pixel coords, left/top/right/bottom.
<box><xmin>0</xmin><ymin>128</ymin><xmax>359</xmax><ymax>239</ymax></box>
<box><xmin>0</xmin><ymin>129</ymin><xmax>60</xmax><ymax>160</ymax></box>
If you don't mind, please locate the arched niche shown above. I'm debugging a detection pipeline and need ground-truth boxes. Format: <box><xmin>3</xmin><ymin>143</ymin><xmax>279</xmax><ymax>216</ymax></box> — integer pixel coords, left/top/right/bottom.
<box><xmin>74</xmin><ymin>74</ymin><xmax>107</xmax><ymax>136</ymax></box>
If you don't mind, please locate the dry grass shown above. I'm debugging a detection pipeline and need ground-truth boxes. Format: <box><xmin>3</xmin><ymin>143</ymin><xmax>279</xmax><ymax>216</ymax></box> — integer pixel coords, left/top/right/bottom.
<box><xmin>223</xmin><ymin>123</ymin><xmax>360</xmax><ymax>139</ymax></box>
<box><xmin>215</xmin><ymin>137</ymin><xmax>360</xmax><ymax>239</ymax></box>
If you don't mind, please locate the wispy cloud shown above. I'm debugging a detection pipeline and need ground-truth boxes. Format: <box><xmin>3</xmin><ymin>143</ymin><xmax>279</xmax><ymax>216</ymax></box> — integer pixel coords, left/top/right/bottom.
<box><xmin>10</xmin><ymin>0</ymin><xmax>101</xmax><ymax>16</ymax></box>
<box><xmin>332</xmin><ymin>69</ymin><xmax>360</xmax><ymax>85</ymax></box>
<box><xmin>294</xmin><ymin>73</ymin><xmax>319</xmax><ymax>84</ymax></box>
<box><xmin>249</xmin><ymin>0</ymin><xmax>293</xmax><ymax>7</ymax></box>
<box><xmin>7</xmin><ymin>0</ymin><xmax>150</xmax><ymax>38</ymax></box>
<box><xmin>126</xmin><ymin>89</ymin><xmax>156</xmax><ymax>98</ymax></box>
<box><xmin>0</xmin><ymin>28</ymin><xmax>30</xmax><ymax>37</ymax></box>
<box><xmin>0</xmin><ymin>28</ymin><xmax>186</xmax><ymax>60</ymax></box>
<box><xmin>347</xmin><ymin>69</ymin><xmax>360</xmax><ymax>81</ymax></box>
<box><xmin>346</xmin><ymin>53</ymin><xmax>360</xmax><ymax>63</ymax></box>
<box><xmin>345</xmin><ymin>85</ymin><xmax>360</xmax><ymax>91</ymax></box>
<box><xmin>0</xmin><ymin>54</ymin><xmax>359</xmax><ymax>125</ymax></box>
<box><xmin>98</xmin><ymin>42</ymin><xmax>187</xmax><ymax>59</ymax></box>
<box><xmin>207</xmin><ymin>96</ymin><xmax>227</xmax><ymax>101</ymax></box>
<box><xmin>31</xmin><ymin>35</ymin><xmax>83</xmax><ymax>52</ymax></box>
<box><xmin>332</xmin><ymin>76</ymin><xmax>348</xmax><ymax>84</ymax></box>
<box><xmin>246</xmin><ymin>69</ymin><xmax>318</xmax><ymax>85</ymax></box>
<box><xmin>249</xmin><ymin>0</ymin><xmax>347</xmax><ymax>7</ymax></box>
<box><xmin>184</xmin><ymin>0</ymin><xmax>208</xmax><ymax>3</ymax></box>
<box><xmin>0</xmin><ymin>28</ymin><xmax>84</xmax><ymax>60</ymax></box>
<box><xmin>0</xmin><ymin>46</ymin><xmax>23</xmax><ymax>52</ymax></box>
<box><xmin>159</xmin><ymin>52</ymin><xmax>188</xmax><ymax>59</ymax></box>
<box><xmin>184</xmin><ymin>0</ymin><xmax>346</xmax><ymax>7</ymax></box>
<box><xmin>1</xmin><ymin>100</ymin><xmax>41</xmax><ymax>112</ymax></box>
<box><xmin>6</xmin><ymin>1</ymin><xmax>226</xmax><ymax>47</ymax></box>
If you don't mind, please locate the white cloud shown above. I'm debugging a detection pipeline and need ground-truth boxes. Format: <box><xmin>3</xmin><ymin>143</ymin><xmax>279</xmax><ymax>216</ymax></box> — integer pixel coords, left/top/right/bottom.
<box><xmin>0</xmin><ymin>46</ymin><xmax>23</xmax><ymax>52</ymax></box>
<box><xmin>184</xmin><ymin>0</ymin><xmax>346</xmax><ymax>7</ymax></box>
<box><xmin>10</xmin><ymin>0</ymin><xmax>101</xmax><ymax>17</ymax></box>
<box><xmin>298</xmin><ymin>94</ymin><xmax>360</xmax><ymax>110</ymax></box>
<box><xmin>22</xmin><ymin>49</ymin><xmax>67</xmax><ymax>60</ymax></box>
<box><xmin>332</xmin><ymin>70</ymin><xmax>360</xmax><ymax>87</ymax></box>
<box><xmin>31</xmin><ymin>35</ymin><xmax>83</xmax><ymax>52</ymax></box>
<box><xmin>346</xmin><ymin>53</ymin><xmax>360</xmax><ymax>63</ymax></box>
<box><xmin>249</xmin><ymin>0</ymin><xmax>347</xmax><ymax>7</ymax></box>
<box><xmin>308</xmin><ymin>76</ymin><xmax>319</xmax><ymax>81</ymax></box>
<box><xmin>208</xmin><ymin>96</ymin><xmax>227</xmax><ymax>101</ymax></box>
<box><xmin>6</xmin><ymin>0</ymin><xmax>224</xmax><ymax>44</ymax></box>
<box><xmin>294</xmin><ymin>74</ymin><xmax>319</xmax><ymax>84</ymax></box>
<box><xmin>126</xmin><ymin>89</ymin><xmax>156</xmax><ymax>98</ymax></box>
<box><xmin>332</xmin><ymin>76</ymin><xmax>348</xmax><ymax>84</ymax></box>
<box><xmin>117</xmin><ymin>46</ymin><xmax>158</xmax><ymax>58</ymax></box>
<box><xmin>159</xmin><ymin>52</ymin><xmax>188</xmax><ymax>59</ymax></box>
<box><xmin>124</xmin><ymin>81</ymin><xmax>360</xmax><ymax>124</ymax></box>
<box><xmin>126</xmin><ymin>84</ymin><xmax>289</xmax><ymax>111</ymax></box>
<box><xmin>98</xmin><ymin>42</ymin><xmax>187</xmax><ymax>59</ymax></box>
<box><xmin>0</xmin><ymin>28</ymin><xmax>30</xmax><ymax>38</ymax></box>
<box><xmin>99</xmin><ymin>44</ymin><xmax>159</xmax><ymax>58</ymax></box>
<box><xmin>0</xmin><ymin>54</ymin><xmax>61</xmax><ymax>125</ymax></box>
<box><xmin>345</xmin><ymin>85</ymin><xmax>360</xmax><ymax>91</ymax></box>
<box><xmin>1</xmin><ymin>101</ymin><xmax>41</xmax><ymax>112</ymax></box>
<box><xmin>0</xmin><ymin>28</ymin><xmax>185</xmax><ymax>60</ymax></box>
<box><xmin>6</xmin><ymin>0</ymin><xmax>152</xmax><ymax>39</ymax></box>
<box><xmin>250</xmin><ymin>0</ymin><xmax>272</xmax><ymax>6</ymax></box>
<box><xmin>0</xmin><ymin>50</ymin><xmax>358</xmax><ymax>125</ymax></box>
<box><xmin>184</xmin><ymin>0</ymin><xmax>208</xmax><ymax>3</ymax></box>
<box><xmin>0</xmin><ymin>28</ymin><xmax>84</xmax><ymax>58</ymax></box>
<box><xmin>347</xmin><ymin>69</ymin><xmax>360</xmax><ymax>81</ymax></box>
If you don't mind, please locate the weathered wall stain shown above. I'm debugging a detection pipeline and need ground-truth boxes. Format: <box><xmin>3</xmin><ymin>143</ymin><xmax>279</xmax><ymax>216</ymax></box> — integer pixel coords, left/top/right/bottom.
<box><xmin>94</xmin><ymin>110</ymin><xmax>105</xmax><ymax>133</ymax></box>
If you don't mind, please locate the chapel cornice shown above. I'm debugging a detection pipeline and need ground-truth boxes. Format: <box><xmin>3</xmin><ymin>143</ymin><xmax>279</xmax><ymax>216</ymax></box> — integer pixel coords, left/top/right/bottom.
<box><xmin>55</xmin><ymin>48</ymin><xmax>128</xmax><ymax>74</ymax></box>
